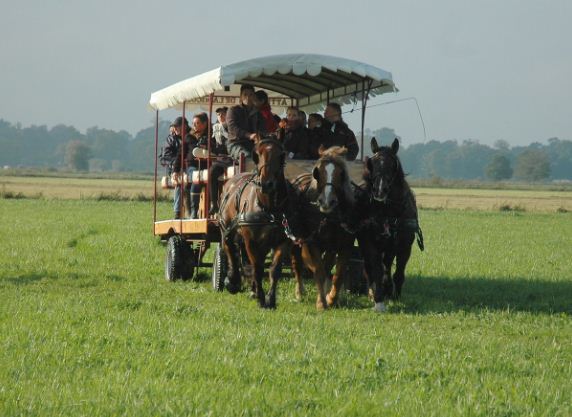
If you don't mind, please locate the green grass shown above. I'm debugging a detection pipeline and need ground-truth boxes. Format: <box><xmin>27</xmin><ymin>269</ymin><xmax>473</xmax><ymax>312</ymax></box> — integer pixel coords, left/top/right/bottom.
<box><xmin>0</xmin><ymin>200</ymin><xmax>571</xmax><ymax>416</ymax></box>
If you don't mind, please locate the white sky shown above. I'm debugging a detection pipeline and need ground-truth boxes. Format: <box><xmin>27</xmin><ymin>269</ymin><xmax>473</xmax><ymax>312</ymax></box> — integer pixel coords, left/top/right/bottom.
<box><xmin>1</xmin><ymin>0</ymin><xmax>570</xmax><ymax>146</ymax></box>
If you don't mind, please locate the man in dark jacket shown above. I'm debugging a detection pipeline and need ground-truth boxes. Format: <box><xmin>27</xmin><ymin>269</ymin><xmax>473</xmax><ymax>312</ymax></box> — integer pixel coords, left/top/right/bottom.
<box><xmin>323</xmin><ymin>102</ymin><xmax>359</xmax><ymax>161</ymax></box>
<box><xmin>226</xmin><ymin>84</ymin><xmax>263</xmax><ymax>160</ymax></box>
<box><xmin>160</xmin><ymin>116</ymin><xmax>193</xmax><ymax>219</ymax></box>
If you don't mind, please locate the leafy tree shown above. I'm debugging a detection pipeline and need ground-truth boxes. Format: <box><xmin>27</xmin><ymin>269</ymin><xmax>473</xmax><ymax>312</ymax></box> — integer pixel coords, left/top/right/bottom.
<box><xmin>514</xmin><ymin>149</ymin><xmax>550</xmax><ymax>181</ymax></box>
<box><xmin>65</xmin><ymin>140</ymin><xmax>92</xmax><ymax>171</ymax></box>
<box><xmin>485</xmin><ymin>154</ymin><xmax>513</xmax><ymax>181</ymax></box>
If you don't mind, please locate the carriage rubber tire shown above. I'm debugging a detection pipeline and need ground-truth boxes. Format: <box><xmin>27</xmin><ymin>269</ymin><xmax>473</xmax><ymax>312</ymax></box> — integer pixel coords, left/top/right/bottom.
<box><xmin>212</xmin><ymin>244</ymin><xmax>228</xmax><ymax>291</ymax></box>
<box><xmin>165</xmin><ymin>235</ymin><xmax>195</xmax><ymax>282</ymax></box>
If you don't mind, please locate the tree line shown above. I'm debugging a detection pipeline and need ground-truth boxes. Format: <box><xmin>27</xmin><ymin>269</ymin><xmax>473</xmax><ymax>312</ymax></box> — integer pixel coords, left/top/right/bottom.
<box><xmin>1</xmin><ymin>119</ymin><xmax>571</xmax><ymax>181</ymax></box>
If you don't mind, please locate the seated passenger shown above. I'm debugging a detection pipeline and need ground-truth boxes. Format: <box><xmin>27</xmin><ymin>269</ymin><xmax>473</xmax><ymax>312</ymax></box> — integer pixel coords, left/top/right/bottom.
<box><xmin>323</xmin><ymin>102</ymin><xmax>359</xmax><ymax>161</ymax></box>
<box><xmin>254</xmin><ymin>90</ymin><xmax>279</xmax><ymax>134</ymax></box>
<box><xmin>226</xmin><ymin>84</ymin><xmax>263</xmax><ymax>160</ymax></box>
<box><xmin>299</xmin><ymin>110</ymin><xmax>308</xmax><ymax>128</ymax></box>
<box><xmin>277</xmin><ymin>106</ymin><xmax>311</xmax><ymax>159</ymax></box>
<box><xmin>159</xmin><ymin>116</ymin><xmax>192</xmax><ymax>219</ymax></box>
<box><xmin>176</xmin><ymin>112</ymin><xmax>218</xmax><ymax>218</ymax></box>
<box><xmin>307</xmin><ymin>113</ymin><xmax>327</xmax><ymax>159</ymax></box>
<box><xmin>208</xmin><ymin>107</ymin><xmax>233</xmax><ymax>215</ymax></box>
<box><xmin>213</xmin><ymin>106</ymin><xmax>229</xmax><ymax>154</ymax></box>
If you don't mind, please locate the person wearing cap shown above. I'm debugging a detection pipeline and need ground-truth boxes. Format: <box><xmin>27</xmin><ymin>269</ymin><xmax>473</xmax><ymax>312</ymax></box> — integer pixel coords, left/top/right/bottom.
<box><xmin>226</xmin><ymin>84</ymin><xmax>264</xmax><ymax>160</ymax></box>
<box><xmin>213</xmin><ymin>106</ymin><xmax>229</xmax><ymax>154</ymax></box>
<box><xmin>323</xmin><ymin>102</ymin><xmax>359</xmax><ymax>161</ymax></box>
<box><xmin>208</xmin><ymin>107</ymin><xmax>233</xmax><ymax>215</ymax></box>
<box><xmin>159</xmin><ymin>116</ymin><xmax>193</xmax><ymax>219</ymax></box>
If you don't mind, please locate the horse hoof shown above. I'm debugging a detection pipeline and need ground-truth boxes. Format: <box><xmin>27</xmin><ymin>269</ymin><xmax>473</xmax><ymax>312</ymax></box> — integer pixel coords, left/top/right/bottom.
<box><xmin>326</xmin><ymin>293</ymin><xmax>336</xmax><ymax>307</ymax></box>
<box><xmin>316</xmin><ymin>301</ymin><xmax>327</xmax><ymax>311</ymax></box>
<box><xmin>265</xmin><ymin>297</ymin><xmax>276</xmax><ymax>309</ymax></box>
<box><xmin>249</xmin><ymin>291</ymin><xmax>256</xmax><ymax>299</ymax></box>
<box><xmin>225</xmin><ymin>281</ymin><xmax>240</xmax><ymax>294</ymax></box>
<box><xmin>373</xmin><ymin>302</ymin><xmax>387</xmax><ymax>313</ymax></box>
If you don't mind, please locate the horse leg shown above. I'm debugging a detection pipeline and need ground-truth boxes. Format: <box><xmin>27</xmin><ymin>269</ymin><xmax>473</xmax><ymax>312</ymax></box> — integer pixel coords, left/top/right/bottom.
<box><xmin>266</xmin><ymin>242</ymin><xmax>288</xmax><ymax>309</ymax></box>
<box><xmin>290</xmin><ymin>244</ymin><xmax>305</xmax><ymax>301</ymax></box>
<box><xmin>393</xmin><ymin>233</ymin><xmax>414</xmax><ymax>300</ymax></box>
<box><xmin>383</xmin><ymin>250</ymin><xmax>395</xmax><ymax>300</ymax></box>
<box><xmin>326</xmin><ymin>249</ymin><xmax>348</xmax><ymax>307</ymax></box>
<box><xmin>358</xmin><ymin>236</ymin><xmax>385</xmax><ymax>312</ymax></box>
<box><xmin>302</xmin><ymin>244</ymin><xmax>328</xmax><ymax>311</ymax></box>
<box><xmin>223</xmin><ymin>234</ymin><xmax>241</xmax><ymax>294</ymax></box>
<box><xmin>243</xmin><ymin>238</ymin><xmax>266</xmax><ymax>308</ymax></box>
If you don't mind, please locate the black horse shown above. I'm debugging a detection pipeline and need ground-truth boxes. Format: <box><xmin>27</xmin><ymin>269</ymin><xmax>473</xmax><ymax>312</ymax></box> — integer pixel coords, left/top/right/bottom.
<box><xmin>355</xmin><ymin>138</ymin><xmax>424</xmax><ymax>312</ymax></box>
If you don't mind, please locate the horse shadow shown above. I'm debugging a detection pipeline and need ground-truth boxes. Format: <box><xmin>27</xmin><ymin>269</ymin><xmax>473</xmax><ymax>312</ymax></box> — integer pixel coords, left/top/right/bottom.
<box><xmin>1</xmin><ymin>273</ymin><xmax>52</xmax><ymax>286</ymax></box>
<box><xmin>380</xmin><ymin>274</ymin><xmax>572</xmax><ymax>315</ymax></box>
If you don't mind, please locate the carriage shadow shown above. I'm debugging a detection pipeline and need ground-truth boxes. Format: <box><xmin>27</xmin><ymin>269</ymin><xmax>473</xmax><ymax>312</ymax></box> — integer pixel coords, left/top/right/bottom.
<box><xmin>386</xmin><ymin>274</ymin><xmax>572</xmax><ymax>315</ymax></box>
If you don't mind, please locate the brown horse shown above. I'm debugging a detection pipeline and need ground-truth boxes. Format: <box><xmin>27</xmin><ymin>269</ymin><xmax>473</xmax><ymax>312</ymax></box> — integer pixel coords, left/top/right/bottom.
<box><xmin>355</xmin><ymin>137</ymin><xmax>424</xmax><ymax>312</ymax></box>
<box><xmin>218</xmin><ymin>137</ymin><xmax>293</xmax><ymax>309</ymax></box>
<box><xmin>289</xmin><ymin>146</ymin><xmax>356</xmax><ymax>310</ymax></box>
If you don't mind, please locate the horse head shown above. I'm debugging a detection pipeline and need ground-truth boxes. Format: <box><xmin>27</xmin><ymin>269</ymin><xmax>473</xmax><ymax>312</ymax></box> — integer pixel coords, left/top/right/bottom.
<box><xmin>366</xmin><ymin>137</ymin><xmax>403</xmax><ymax>202</ymax></box>
<box><xmin>252</xmin><ymin>136</ymin><xmax>286</xmax><ymax>195</ymax></box>
<box><xmin>312</xmin><ymin>146</ymin><xmax>354</xmax><ymax>214</ymax></box>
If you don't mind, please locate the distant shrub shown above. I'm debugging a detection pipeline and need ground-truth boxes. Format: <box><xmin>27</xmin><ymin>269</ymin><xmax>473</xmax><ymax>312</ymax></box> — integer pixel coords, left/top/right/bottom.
<box><xmin>498</xmin><ymin>204</ymin><xmax>525</xmax><ymax>212</ymax></box>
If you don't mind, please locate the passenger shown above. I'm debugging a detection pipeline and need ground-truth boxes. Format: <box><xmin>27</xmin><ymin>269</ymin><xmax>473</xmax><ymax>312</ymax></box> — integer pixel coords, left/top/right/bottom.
<box><xmin>299</xmin><ymin>110</ymin><xmax>308</xmax><ymax>128</ymax></box>
<box><xmin>254</xmin><ymin>90</ymin><xmax>279</xmax><ymax>134</ymax></box>
<box><xmin>178</xmin><ymin>112</ymin><xmax>220</xmax><ymax>219</ymax></box>
<box><xmin>213</xmin><ymin>106</ymin><xmax>229</xmax><ymax>154</ymax></box>
<box><xmin>307</xmin><ymin>113</ymin><xmax>327</xmax><ymax>159</ymax></box>
<box><xmin>277</xmin><ymin>106</ymin><xmax>311</xmax><ymax>159</ymax></box>
<box><xmin>208</xmin><ymin>108</ymin><xmax>233</xmax><ymax>215</ymax></box>
<box><xmin>323</xmin><ymin>102</ymin><xmax>359</xmax><ymax>161</ymax></box>
<box><xmin>226</xmin><ymin>84</ymin><xmax>263</xmax><ymax>160</ymax></box>
<box><xmin>160</xmin><ymin>116</ymin><xmax>192</xmax><ymax>219</ymax></box>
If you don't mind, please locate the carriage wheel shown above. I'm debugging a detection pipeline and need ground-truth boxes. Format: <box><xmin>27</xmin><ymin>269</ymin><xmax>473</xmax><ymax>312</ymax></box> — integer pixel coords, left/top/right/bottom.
<box><xmin>211</xmin><ymin>243</ymin><xmax>227</xmax><ymax>291</ymax></box>
<box><xmin>165</xmin><ymin>235</ymin><xmax>195</xmax><ymax>281</ymax></box>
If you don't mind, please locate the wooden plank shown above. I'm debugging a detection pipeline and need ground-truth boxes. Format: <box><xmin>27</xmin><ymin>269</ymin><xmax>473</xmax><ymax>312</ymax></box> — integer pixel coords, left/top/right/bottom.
<box><xmin>154</xmin><ymin>219</ymin><xmax>209</xmax><ymax>236</ymax></box>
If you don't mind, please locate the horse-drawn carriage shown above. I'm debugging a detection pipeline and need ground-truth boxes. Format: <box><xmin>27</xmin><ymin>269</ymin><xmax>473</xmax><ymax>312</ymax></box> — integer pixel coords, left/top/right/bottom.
<box><xmin>148</xmin><ymin>54</ymin><xmax>421</xmax><ymax>311</ymax></box>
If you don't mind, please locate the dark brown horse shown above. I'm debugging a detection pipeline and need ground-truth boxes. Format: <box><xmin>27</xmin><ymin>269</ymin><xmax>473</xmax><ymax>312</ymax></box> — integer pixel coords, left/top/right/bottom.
<box><xmin>218</xmin><ymin>137</ymin><xmax>292</xmax><ymax>308</ymax></box>
<box><xmin>355</xmin><ymin>137</ymin><xmax>424</xmax><ymax>312</ymax></box>
<box><xmin>290</xmin><ymin>146</ymin><xmax>356</xmax><ymax>310</ymax></box>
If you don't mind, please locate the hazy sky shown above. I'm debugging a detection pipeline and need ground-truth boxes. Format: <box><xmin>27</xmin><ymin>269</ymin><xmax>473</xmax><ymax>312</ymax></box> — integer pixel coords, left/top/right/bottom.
<box><xmin>1</xmin><ymin>0</ymin><xmax>570</xmax><ymax>146</ymax></box>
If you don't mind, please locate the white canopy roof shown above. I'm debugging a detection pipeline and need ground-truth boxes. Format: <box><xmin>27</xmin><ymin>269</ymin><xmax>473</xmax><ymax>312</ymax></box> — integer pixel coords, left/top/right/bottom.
<box><xmin>149</xmin><ymin>54</ymin><xmax>397</xmax><ymax>112</ymax></box>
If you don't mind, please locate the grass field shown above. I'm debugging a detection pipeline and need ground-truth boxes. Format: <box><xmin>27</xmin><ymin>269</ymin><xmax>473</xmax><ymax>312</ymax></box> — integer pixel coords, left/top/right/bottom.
<box><xmin>2</xmin><ymin>175</ymin><xmax>572</xmax><ymax>212</ymax></box>
<box><xmin>0</xmin><ymin>197</ymin><xmax>571</xmax><ymax>416</ymax></box>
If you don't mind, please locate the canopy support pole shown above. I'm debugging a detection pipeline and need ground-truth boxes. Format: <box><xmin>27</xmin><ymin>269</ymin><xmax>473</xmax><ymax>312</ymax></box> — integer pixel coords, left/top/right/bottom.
<box><xmin>180</xmin><ymin>102</ymin><xmax>186</xmax><ymax>222</ymax></box>
<box><xmin>360</xmin><ymin>79</ymin><xmax>373</xmax><ymax>160</ymax></box>
<box><xmin>206</xmin><ymin>93</ymin><xmax>214</xmax><ymax>218</ymax></box>
<box><xmin>153</xmin><ymin>110</ymin><xmax>159</xmax><ymax>233</ymax></box>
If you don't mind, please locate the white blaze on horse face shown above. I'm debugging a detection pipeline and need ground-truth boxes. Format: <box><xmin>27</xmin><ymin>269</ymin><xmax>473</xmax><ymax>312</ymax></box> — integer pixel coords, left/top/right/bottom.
<box><xmin>377</xmin><ymin>176</ymin><xmax>384</xmax><ymax>201</ymax></box>
<box><xmin>324</xmin><ymin>163</ymin><xmax>335</xmax><ymax>206</ymax></box>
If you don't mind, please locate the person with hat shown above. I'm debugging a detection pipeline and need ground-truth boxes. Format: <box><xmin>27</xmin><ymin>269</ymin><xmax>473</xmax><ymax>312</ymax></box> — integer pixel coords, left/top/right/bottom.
<box><xmin>159</xmin><ymin>116</ymin><xmax>193</xmax><ymax>219</ymax></box>
<box><xmin>213</xmin><ymin>106</ymin><xmax>229</xmax><ymax>154</ymax></box>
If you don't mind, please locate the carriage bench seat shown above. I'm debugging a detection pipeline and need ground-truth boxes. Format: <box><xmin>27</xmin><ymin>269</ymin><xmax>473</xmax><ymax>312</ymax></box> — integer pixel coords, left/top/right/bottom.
<box><xmin>191</xmin><ymin>165</ymin><xmax>238</xmax><ymax>185</ymax></box>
